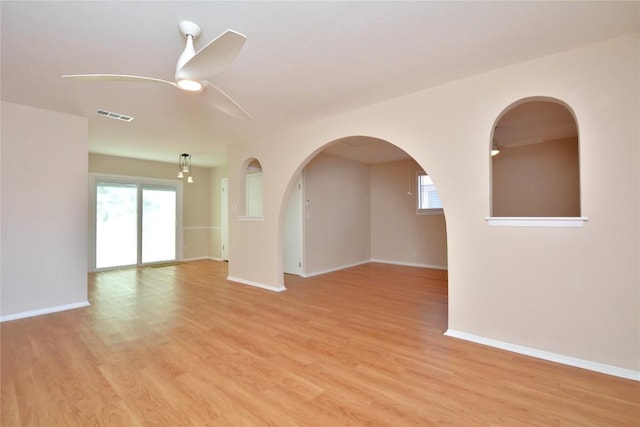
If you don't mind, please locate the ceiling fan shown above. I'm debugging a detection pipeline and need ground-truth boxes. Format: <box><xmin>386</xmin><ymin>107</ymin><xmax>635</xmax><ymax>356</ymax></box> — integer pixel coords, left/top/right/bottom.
<box><xmin>62</xmin><ymin>21</ymin><xmax>251</xmax><ymax>120</ymax></box>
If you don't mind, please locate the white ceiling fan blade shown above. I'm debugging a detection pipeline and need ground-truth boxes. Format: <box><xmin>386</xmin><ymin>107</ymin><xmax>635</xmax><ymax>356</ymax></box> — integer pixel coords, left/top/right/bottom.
<box><xmin>62</xmin><ymin>74</ymin><xmax>177</xmax><ymax>87</ymax></box>
<box><xmin>201</xmin><ymin>81</ymin><xmax>251</xmax><ymax>120</ymax></box>
<box><xmin>175</xmin><ymin>30</ymin><xmax>246</xmax><ymax>82</ymax></box>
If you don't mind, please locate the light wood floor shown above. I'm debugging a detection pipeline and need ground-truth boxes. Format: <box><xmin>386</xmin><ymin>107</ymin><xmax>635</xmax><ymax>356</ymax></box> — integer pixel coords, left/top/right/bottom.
<box><xmin>2</xmin><ymin>261</ymin><xmax>638</xmax><ymax>426</ymax></box>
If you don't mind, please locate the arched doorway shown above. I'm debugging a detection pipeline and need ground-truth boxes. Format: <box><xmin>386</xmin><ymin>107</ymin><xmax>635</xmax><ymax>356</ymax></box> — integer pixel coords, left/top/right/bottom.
<box><xmin>280</xmin><ymin>136</ymin><xmax>448</xmax><ymax>280</ymax></box>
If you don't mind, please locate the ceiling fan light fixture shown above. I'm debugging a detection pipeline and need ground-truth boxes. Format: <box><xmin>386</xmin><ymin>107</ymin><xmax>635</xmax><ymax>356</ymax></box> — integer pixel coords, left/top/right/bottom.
<box><xmin>63</xmin><ymin>21</ymin><xmax>250</xmax><ymax>119</ymax></box>
<box><xmin>176</xmin><ymin>79</ymin><xmax>203</xmax><ymax>92</ymax></box>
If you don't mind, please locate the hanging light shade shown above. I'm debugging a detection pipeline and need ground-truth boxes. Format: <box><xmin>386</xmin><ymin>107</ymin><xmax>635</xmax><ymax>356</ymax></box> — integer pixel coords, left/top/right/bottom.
<box><xmin>491</xmin><ymin>140</ymin><xmax>500</xmax><ymax>156</ymax></box>
<box><xmin>406</xmin><ymin>160</ymin><xmax>413</xmax><ymax>195</ymax></box>
<box><xmin>177</xmin><ymin>153</ymin><xmax>194</xmax><ymax>183</ymax></box>
<box><xmin>179</xmin><ymin>153</ymin><xmax>191</xmax><ymax>172</ymax></box>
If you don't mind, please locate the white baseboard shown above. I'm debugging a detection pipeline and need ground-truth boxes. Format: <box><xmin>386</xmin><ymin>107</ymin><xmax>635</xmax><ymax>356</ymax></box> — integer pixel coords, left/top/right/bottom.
<box><xmin>226</xmin><ymin>276</ymin><xmax>286</xmax><ymax>292</ymax></box>
<box><xmin>444</xmin><ymin>329</ymin><xmax>640</xmax><ymax>381</ymax></box>
<box><xmin>183</xmin><ymin>226</ymin><xmax>221</xmax><ymax>230</ymax></box>
<box><xmin>302</xmin><ymin>259</ymin><xmax>447</xmax><ymax>278</ymax></box>
<box><xmin>182</xmin><ymin>256</ymin><xmax>223</xmax><ymax>262</ymax></box>
<box><xmin>0</xmin><ymin>301</ymin><xmax>91</xmax><ymax>322</ymax></box>
<box><xmin>301</xmin><ymin>260</ymin><xmax>371</xmax><ymax>278</ymax></box>
<box><xmin>370</xmin><ymin>258</ymin><xmax>448</xmax><ymax>270</ymax></box>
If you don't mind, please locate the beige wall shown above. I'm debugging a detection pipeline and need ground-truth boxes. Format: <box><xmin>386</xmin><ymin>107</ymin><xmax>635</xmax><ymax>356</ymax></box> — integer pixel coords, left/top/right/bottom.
<box><xmin>492</xmin><ymin>138</ymin><xmax>580</xmax><ymax>216</ymax></box>
<box><xmin>228</xmin><ymin>34</ymin><xmax>640</xmax><ymax>373</ymax></box>
<box><xmin>1</xmin><ymin>102</ymin><xmax>89</xmax><ymax>317</ymax></box>
<box><xmin>300</xmin><ymin>156</ymin><xmax>447</xmax><ymax>273</ymax></box>
<box><xmin>370</xmin><ymin>159</ymin><xmax>447</xmax><ymax>268</ymax></box>
<box><xmin>303</xmin><ymin>153</ymin><xmax>371</xmax><ymax>274</ymax></box>
<box><xmin>89</xmin><ymin>153</ymin><xmax>215</xmax><ymax>261</ymax></box>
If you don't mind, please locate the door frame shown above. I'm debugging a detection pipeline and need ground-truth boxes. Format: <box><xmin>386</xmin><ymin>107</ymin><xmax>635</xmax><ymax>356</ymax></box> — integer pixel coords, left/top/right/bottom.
<box><xmin>221</xmin><ymin>177</ymin><xmax>229</xmax><ymax>260</ymax></box>
<box><xmin>89</xmin><ymin>173</ymin><xmax>184</xmax><ymax>272</ymax></box>
<box><xmin>283</xmin><ymin>174</ymin><xmax>304</xmax><ymax>275</ymax></box>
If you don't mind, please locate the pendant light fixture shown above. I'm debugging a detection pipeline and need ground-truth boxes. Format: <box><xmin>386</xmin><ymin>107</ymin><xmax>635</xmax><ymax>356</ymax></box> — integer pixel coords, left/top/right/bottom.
<box><xmin>177</xmin><ymin>153</ymin><xmax>194</xmax><ymax>183</ymax></box>
<box><xmin>406</xmin><ymin>160</ymin><xmax>413</xmax><ymax>195</ymax></box>
<box><xmin>491</xmin><ymin>140</ymin><xmax>501</xmax><ymax>156</ymax></box>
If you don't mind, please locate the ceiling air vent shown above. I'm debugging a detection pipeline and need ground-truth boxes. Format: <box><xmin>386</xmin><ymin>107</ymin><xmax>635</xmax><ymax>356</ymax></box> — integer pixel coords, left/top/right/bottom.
<box><xmin>95</xmin><ymin>109</ymin><xmax>134</xmax><ymax>122</ymax></box>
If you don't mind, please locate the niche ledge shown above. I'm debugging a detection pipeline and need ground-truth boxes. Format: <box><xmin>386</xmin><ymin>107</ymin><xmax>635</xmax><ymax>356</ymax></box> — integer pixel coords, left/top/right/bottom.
<box><xmin>238</xmin><ymin>216</ymin><xmax>265</xmax><ymax>222</ymax></box>
<box><xmin>486</xmin><ymin>217</ymin><xmax>588</xmax><ymax>228</ymax></box>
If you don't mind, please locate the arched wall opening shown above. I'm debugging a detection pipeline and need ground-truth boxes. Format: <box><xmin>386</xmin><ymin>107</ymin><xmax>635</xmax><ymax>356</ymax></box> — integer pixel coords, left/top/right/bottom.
<box><xmin>238</xmin><ymin>157</ymin><xmax>264</xmax><ymax>217</ymax></box>
<box><xmin>490</xmin><ymin>96</ymin><xmax>580</xmax><ymax>217</ymax></box>
<box><xmin>226</xmin><ymin>34</ymin><xmax>639</xmax><ymax>377</ymax></box>
<box><xmin>278</xmin><ymin>135</ymin><xmax>448</xmax><ymax>284</ymax></box>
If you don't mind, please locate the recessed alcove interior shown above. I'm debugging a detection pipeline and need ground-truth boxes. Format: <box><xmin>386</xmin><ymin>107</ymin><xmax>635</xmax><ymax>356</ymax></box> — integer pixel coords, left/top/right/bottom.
<box><xmin>281</xmin><ymin>136</ymin><xmax>448</xmax><ymax>279</ymax></box>
<box><xmin>244</xmin><ymin>158</ymin><xmax>264</xmax><ymax>217</ymax></box>
<box><xmin>491</xmin><ymin>98</ymin><xmax>580</xmax><ymax>218</ymax></box>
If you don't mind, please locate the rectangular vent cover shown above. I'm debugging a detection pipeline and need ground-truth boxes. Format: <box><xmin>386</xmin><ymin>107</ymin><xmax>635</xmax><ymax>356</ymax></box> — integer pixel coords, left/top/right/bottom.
<box><xmin>95</xmin><ymin>109</ymin><xmax>134</xmax><ymax>122</ymax></box>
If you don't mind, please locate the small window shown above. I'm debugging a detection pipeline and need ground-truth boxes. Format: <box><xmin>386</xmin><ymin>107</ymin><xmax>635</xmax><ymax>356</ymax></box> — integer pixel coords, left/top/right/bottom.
<box><xmin>417</xmin><ymin>172</ymin><xmax>443</xmax><ymax>215</ymax></box>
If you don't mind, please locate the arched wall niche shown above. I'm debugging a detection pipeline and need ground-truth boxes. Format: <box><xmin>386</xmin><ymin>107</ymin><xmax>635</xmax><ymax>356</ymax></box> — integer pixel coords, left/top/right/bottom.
<box><xmin>490</xmin><ymin>96</ymin><xmax>581</xmax><ymax>218</ymax></box>
<box><xmin>277</xmin><ymin>134</ymin><xmax>448</xmax><ymax>281</ymax></box>
<box><xmin>240</xmin><ymin>157</ymin><xmax>264</xmax><ymax>217</ymax></box>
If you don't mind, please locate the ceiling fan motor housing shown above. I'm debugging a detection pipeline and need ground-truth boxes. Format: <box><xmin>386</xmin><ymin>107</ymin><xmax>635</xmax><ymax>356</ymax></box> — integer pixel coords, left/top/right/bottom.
<box><xmin>178</xmin><ymin>21</ymin><xmax>202</xmax><ymax>39</ymax></box>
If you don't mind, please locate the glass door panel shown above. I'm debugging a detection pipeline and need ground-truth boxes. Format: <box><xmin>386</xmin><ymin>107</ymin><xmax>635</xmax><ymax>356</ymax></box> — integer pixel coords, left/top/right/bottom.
<box><xmin>142</xmin><ymin>186</ymin><xmax>177</xmax><ymax>264</ymax></box>
<box><xmin>95</xmin><ymin>182</ymin><xmax>138</xmax><ymax>269</ymax></box>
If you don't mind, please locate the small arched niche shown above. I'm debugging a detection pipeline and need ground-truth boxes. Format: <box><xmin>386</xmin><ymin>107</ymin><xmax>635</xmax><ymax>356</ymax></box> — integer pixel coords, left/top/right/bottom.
<box><xmin>244</xmin><ymin>158</ymin><xmax>263</xmax><ymax>217</ymax></box>
<box><xmin>491</xmin><ymin>98</ymin><xmax>580</xmax><ymax>218</ymax></box>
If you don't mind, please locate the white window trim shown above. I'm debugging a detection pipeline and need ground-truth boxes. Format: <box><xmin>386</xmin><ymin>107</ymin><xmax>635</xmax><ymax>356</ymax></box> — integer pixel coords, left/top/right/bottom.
<box><xmin>417</xmin><ymin>171</ymin><xmax>444</xmax><ymax>215</ymax></box>
<box><xmin>485</xmin><ymin>217</ymin><xmax>588</xmax><ymax>228</ymax></box>
<box><xmin>418</xmin><ymin>208</ymin><xmax>444</xmax><ymax>216</ymax></box>
<box><xmin>237</xmin><ymin>216</ymin><xmax>265</xmax><ymax>222</ymax></box>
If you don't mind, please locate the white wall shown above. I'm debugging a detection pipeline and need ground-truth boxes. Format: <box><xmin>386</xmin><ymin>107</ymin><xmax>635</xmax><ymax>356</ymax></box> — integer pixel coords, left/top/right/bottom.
<box><xmin>303</xmin><ymin>153</ymin><xmax>371</xmax><ymax>275</ymax></box>
<box><xmin>228</xmin><ymin>34</ymin><xmax>640</xmax><ymax>375</ymax></box>
<box><xmin>1</xmin><ymin>102</ymin><xmax>89</xmax><ymax>319</ymax></box>
<box><xmin>370</xmin><ymin>159</ymin><xmax>447</xmax><ymax>269</ymax></box>
<box><xmin>298</xmin><ymin>156</ymin><xmax>447</xmax><ymax>273</ymax></box>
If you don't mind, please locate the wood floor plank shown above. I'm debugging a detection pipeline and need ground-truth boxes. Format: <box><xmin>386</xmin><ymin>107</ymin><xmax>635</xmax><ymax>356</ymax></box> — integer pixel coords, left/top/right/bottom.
<box><xmin>0</xmin><ymin>381</ymin><xmax>22</xmax><ymax>426</ymax></box>
<box><xmin>1</xmin><ymin>260</ymin><xmax>639</xmax><ymax>426</ymax></box>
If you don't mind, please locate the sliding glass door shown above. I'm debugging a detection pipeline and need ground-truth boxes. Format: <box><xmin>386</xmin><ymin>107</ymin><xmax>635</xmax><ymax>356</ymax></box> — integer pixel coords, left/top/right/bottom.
<box><xmin>141</xmin><ymin>185</ymin><xmax>177</xmax><ymax>264</ymax></box>
<box><xmin>95</xmin><ymin>182</ymin><xmax>138</xmax><ymax>269</ymax></box>
<box><xmin>93</xmin><ymin>177</ymin><xmax>180</xmax><ymax>270</ymax></box>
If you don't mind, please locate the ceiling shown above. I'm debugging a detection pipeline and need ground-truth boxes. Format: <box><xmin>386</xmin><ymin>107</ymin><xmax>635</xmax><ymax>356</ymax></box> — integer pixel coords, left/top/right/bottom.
<box><xmin>323</xmin><ymin>136</ymin><xmax>412</xmax><ymax>164</ymax></box>
<box><xmin>2</xmin><ymin>1</ymin><xmax>638</xmax><ymax>167</ymax></box>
